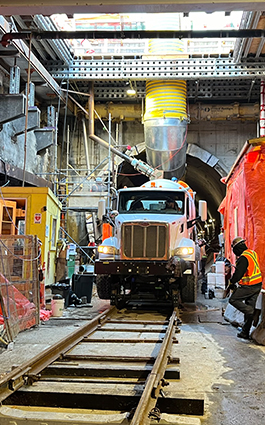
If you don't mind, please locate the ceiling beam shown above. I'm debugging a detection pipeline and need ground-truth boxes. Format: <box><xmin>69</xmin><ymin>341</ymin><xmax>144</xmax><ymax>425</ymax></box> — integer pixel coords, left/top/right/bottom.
<box><xmin>45</xmin><ymin>57</ymin><xmax>265</xmax><ymax>80</ymax></box>
<box><xmin>0</xmin><ymin>1</ymin><xmax>265</xmax><ymax>15</ymax></box>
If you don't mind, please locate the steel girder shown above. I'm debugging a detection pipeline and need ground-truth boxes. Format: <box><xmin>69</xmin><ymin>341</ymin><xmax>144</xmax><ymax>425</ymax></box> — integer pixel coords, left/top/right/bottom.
<box><xmin>45</xmin><ymin>57</ymin><xmax>265</xmax><ymax>80</ymax></box>
<box><xmin>88</xmin><ymin>79</ymin><xmax>259</xmax><ymax>101</ymax></box>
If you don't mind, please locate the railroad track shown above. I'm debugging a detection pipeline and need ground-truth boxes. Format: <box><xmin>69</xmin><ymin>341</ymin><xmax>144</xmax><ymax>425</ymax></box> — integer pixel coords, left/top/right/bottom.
<box><xmin>0</xmin><ymin>305</ymin><xmax>204</xmax><ymax>424</ymax></box>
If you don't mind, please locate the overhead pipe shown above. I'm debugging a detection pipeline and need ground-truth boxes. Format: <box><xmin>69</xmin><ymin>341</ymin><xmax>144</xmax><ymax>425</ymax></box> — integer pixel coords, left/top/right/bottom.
<box><xmin>2</xmin><ymin>29</ymin><xmax>265</xmax><ymax>46</ymax></box>
<box><xmin>82</xmin><ymin>118</ymin><xmax>90</xmax><ymax>171</ymax></box>
<box><xmin>144</xmin><ymin>79</ymin><xmax>188</xmax><ymax>178</ymax></box>
<box><xmin>87</xmin><ymin>83</ymin><xmax>158</xmax><ymax>179</ymax></box>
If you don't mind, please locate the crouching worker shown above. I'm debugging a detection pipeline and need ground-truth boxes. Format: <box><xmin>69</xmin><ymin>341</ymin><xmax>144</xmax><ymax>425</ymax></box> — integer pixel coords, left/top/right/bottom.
<box><xmin>229</xmin><ymin>237</ymin><xmax>262</xmax><ymax>340</ymax></box>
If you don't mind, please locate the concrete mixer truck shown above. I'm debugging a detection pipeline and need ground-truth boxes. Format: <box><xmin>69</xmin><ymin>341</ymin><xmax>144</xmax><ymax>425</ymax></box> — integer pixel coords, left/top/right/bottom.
<box><xmin>94</xmin><ymin>178</ymin><xmax>207</xmax><ymax>308</ymax></box>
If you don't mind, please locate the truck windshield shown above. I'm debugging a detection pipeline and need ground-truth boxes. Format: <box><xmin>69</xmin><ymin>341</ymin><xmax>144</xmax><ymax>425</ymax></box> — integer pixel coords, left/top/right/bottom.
<box><xmin>118</xmin><ymin>190</ymin><xmax>184</xmax><ymax>214</ymax></box>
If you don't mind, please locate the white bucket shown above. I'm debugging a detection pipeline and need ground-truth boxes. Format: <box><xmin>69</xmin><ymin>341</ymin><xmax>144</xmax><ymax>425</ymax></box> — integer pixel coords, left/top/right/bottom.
<box><xmin>207</xmin><ymin>273</ymin><xmax>216</xmax><ymax>285</ymax></box>
<box><xmin>224</xmin><ymin>303</ymin><xmax>244</xmax><ymax>326</ymax></box>
<box><xmin>215</xmin><ymin>273</ymin><xmax>226</xmax><ymax>287</ymax></box>
<box><xmin>216</xmin><ymin>261</ymin><xmax>225</xmax><ymax>274</ymax></box>
<box><xmin>51</xmin><ymin>299</ymin><xmax>64</xmax><ymax>317</ymax></box>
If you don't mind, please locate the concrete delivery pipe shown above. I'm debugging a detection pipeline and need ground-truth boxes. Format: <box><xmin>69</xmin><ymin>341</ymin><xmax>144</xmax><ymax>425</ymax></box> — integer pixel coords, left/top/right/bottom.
<box><xmin>144</xmin><ymin>38</ymin><xmax>188</xmax><ymax>178</ymax></box>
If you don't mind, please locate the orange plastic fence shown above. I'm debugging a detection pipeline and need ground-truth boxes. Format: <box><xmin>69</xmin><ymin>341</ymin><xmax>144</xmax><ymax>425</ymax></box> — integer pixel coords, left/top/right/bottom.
<box><xmin>218</xmin><ymin>145</ymin><xmax>265</xmax><ymax>290</ymax></box>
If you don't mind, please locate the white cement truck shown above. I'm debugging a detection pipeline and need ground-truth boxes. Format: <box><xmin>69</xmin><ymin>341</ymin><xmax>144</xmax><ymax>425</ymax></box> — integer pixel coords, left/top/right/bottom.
<box><xmin>95</xmin><ymin>178</ymin><xmax>207</xmax><ymax>308</ymax></box>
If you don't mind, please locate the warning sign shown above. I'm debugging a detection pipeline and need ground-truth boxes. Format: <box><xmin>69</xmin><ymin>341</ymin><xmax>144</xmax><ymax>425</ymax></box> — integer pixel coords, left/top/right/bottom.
<box><xmin>34</xmin><ymin>213</ymin><xmax>42</xmax><ymax>224</ymax></box>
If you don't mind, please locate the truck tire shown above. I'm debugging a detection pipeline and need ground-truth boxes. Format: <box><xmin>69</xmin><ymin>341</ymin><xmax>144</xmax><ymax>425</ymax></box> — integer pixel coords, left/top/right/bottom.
<box><xmin>96</xmin><ymin>275</ymin><xmax>112</xmax><ymax>299</ymax></box>
<box><xmin>115</xmin><ymin>296</ymin><xmax>127</xmax><ymax>310</ymax></box>
<box><xmin>181</xmin><ymin>275</ymin><xmax>197</xmax><ymax>303</ymax></box>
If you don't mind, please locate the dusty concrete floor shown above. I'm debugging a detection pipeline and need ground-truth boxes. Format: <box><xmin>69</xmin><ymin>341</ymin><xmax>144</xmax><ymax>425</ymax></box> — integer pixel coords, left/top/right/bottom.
<box><xmin>178</xmin><ymin>294</ymin><xmax>265</xmax><ymax>425</ymax></box>
<box><xmin>0</xmin><ymin>290</ymin><xmax>265</xmax><ymax>425</ymax></box>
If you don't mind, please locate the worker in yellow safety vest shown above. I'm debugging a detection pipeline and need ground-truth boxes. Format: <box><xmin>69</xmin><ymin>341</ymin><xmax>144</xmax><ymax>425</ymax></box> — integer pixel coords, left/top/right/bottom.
<box><xmin>229</xmin><ymin>237</ymin><xmax>262</xmax><ymax>340</ymax></box>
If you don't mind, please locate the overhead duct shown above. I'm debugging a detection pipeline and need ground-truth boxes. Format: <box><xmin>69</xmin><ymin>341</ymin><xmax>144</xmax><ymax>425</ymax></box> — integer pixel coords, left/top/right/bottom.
<box><xmin>144</xmin><ymin>36</ymin><xmax>188</xmax><ymax>179</ymax></box>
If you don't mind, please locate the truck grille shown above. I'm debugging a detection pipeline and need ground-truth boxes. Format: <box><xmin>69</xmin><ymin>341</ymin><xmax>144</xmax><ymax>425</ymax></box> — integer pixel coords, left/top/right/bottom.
<box><xmin>122</xmin><ymin>222</ymin><xmax>168</xmax><ymax>260</ymax></box>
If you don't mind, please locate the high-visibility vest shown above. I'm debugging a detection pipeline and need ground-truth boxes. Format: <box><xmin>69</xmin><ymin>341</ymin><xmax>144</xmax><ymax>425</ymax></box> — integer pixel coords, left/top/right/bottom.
<box><xmin>239</xmin><ymin>249</ymin><xmax>262</xmax><ymax>286</ymax></box>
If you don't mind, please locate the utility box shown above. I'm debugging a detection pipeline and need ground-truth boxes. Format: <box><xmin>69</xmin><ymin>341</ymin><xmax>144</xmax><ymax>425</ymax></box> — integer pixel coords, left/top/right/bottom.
<box><xmin>1</xmin><ymin>187</ymin><xmax>61</xmax><ymax>287</ymax></box>
<box><xmin>66</xmin><ymin>243</ymin><xmax>77</xmax><ymax>279</ymax></box>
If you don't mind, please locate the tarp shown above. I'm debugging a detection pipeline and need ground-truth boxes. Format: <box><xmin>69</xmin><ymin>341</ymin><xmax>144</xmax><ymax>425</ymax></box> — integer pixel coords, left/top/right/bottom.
<box><xmin>0</xmin><ymin>283</ymin><xmax>36</xmax><ymax>329</ymax></box>
<box><xmin>218</xmin><ymin>145</ymin><xmax>265</xmax><ymax>290</ymax></box>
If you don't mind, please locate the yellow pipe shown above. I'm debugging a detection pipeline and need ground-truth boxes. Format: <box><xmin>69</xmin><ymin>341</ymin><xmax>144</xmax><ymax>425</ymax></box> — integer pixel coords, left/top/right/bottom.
<box><xmin>143</xmin><ymin>36</ymin><xmax>188</xmax><ymax>176</ymax></box>
<box><xmin>144</xmin><ymin>80</ymin><xmax>187</xmax><ymax>120</ymax></box>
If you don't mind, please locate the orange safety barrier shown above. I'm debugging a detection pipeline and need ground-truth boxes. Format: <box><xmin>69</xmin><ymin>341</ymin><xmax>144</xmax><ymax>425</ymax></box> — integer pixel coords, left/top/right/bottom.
<box><xmin>218</xmin><ymin>145</ymin><xmax>265</xmax><ymax>290</ymax></box>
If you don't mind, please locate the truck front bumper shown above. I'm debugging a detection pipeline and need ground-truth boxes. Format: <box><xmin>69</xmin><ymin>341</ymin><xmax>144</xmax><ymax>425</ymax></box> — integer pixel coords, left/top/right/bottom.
<box><xmin>95</xmin><ymin>259</ymin><xmax>173</xmax><ymax>276</ymax></box>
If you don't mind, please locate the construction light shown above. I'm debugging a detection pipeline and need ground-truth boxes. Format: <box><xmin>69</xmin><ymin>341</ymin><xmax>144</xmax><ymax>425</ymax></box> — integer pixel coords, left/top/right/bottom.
<box><xmin>126</xmin><ymin>88</ymin><xmax>136</xmax><ymax>96</ymax></box>
<box><xmin>126</xmin><ymin>80</ymin><xmax>137</xmax><ymax>96</ymax></box>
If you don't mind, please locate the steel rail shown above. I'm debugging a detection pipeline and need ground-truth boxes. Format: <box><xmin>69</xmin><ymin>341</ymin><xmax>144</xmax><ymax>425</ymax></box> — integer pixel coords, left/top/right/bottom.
<box><xmin>0</xmin><ymin>306</ymin><xmax>115</xmax><ymax>403</ymax></box>
<box><xmin>131</xmin><ymin>309</ymin><xmax>177</xmax><ymax>425</ymax></box>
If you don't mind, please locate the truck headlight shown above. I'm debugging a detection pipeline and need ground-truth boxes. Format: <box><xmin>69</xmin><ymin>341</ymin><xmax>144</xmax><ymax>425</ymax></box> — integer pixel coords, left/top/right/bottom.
<box><xmin>98</xmin><ymin>245</ymin><xmax>117</xmax><ymax>255</ymax></box>
<box><xmin>175</xmin><ymin>247</ymin><xmax>194</xmax><ymax>256</ymax></box>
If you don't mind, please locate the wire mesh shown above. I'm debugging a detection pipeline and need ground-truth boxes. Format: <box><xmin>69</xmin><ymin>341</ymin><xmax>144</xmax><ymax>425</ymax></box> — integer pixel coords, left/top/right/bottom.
<box><xmin>0</xmin><ymin>235</ymin><xmax>40</xmax><ymax>343</ymax></box>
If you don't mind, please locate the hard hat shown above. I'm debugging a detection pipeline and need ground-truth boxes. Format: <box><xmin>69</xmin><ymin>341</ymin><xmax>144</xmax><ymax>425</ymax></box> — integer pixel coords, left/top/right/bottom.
<box><xmin>231</xmin><ymin>237</ymin><xmax>246</xmax><ymax>248</ymax></box>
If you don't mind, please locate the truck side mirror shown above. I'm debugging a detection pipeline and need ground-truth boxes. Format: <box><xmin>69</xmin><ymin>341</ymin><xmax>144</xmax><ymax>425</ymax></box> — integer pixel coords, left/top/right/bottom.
<box><xmin>199</xmin><ymin>200</ymin><xmax>207</xmax><ymax>222</ymax></box>
<box><xmin>110</xmin><ymin>210</ymin><xmax>119</xmax><ymax>219</ymax></box>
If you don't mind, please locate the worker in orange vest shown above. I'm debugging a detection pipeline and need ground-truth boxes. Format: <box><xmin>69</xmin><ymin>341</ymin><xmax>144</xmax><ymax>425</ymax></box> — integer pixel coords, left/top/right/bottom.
<box><xmin>229</xmin><ymin>237</ymin><xmax>262</xmax><ymax>340</ymax></box>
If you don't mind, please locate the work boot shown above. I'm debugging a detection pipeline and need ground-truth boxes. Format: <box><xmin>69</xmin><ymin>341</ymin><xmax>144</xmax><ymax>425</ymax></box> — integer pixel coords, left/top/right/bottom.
<box><xmin>237</xmin><ymin>331</ymin><xmax>250</xmax><ymax>340</ymax></box>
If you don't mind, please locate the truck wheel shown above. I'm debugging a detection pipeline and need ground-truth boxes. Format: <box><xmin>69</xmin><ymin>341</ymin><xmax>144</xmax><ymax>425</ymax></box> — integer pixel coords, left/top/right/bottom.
<box><xmin>115</xmin><ymin>296</ymin><xmax>127</xmax><ymax>310</ymax></box>
<box><xmin>96</xmin><ymin>275</ymin><xmax>112</xmax><ymax>299</ymax></box>
<box><xmin>181</xmin><ymin>275</ymin><xmax>197</xmax><ymax>303</ymax></box>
